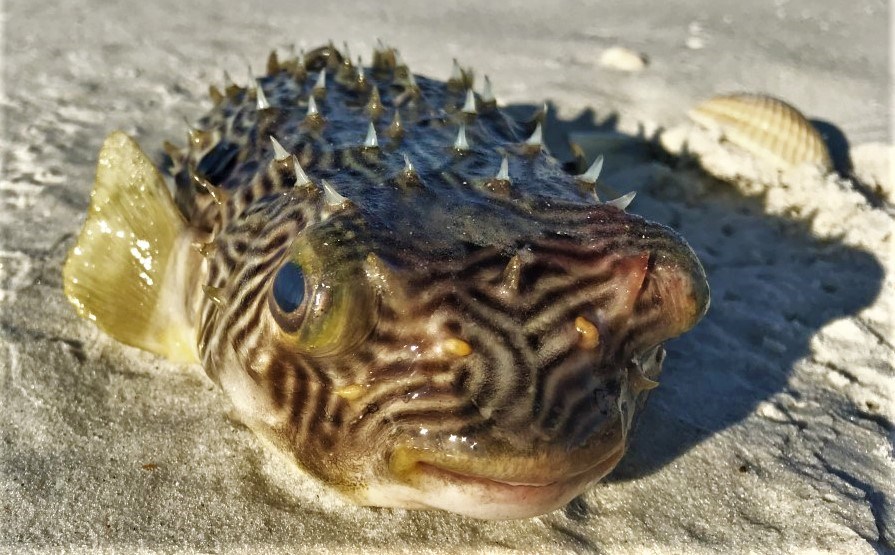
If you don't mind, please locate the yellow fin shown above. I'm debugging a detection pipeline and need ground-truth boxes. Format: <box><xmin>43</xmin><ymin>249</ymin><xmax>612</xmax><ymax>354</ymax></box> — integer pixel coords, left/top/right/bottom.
<box><xmin>63</xmin><ymin>132</ymin><xmax>200</xmax><ymax>363</ymax></box>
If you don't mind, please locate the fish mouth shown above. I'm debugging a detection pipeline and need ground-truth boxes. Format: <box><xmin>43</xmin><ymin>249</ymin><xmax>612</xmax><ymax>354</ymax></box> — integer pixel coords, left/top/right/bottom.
<box><xmin>368</xmin><ymin>422</ymin><xmax>627</xmax><ymax>519</ymax></box>
<box><xmin>414</xmin><ymin>461</ymin><xmax>560</xmax><ymax>489</ymax></box>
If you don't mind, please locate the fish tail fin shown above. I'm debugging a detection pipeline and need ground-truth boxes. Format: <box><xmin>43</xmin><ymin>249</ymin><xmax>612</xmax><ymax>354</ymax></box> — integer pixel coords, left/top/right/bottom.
<box><xmin>63</xmin><ymin>132</ymin><xmax>200</xmax><ymax>363</ymax></box>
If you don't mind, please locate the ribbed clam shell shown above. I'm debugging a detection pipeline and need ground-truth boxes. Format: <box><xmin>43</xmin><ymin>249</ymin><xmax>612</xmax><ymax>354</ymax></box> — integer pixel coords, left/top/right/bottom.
<box><xmin>689</xmin><ymin>93</ymin><xmax>833</xmax><ymax>170</ymax></box>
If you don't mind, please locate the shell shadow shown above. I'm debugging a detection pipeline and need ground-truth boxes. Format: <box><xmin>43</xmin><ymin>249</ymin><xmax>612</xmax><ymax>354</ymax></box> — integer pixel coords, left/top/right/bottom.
<box><xmin>811</xmin><ymin>117</ymin><xmax>887</xmax><ymax>210</ymax></box>
<box><xmin>521</xmin><ymin>104</ymin><xmax>886</xmax><ymax>485</ymax></box>
<box><xmin>810</xmin><ymin>118</ymin><xmax>852</xmax><ymax>176</ymax></box>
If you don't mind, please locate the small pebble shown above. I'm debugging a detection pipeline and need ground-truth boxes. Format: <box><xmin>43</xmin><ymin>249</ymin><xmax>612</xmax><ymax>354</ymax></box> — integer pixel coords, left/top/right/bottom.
<box><xmin>599</xmin><ymin>46</ymin><xmax>648</xmax><ymax>72</ymax></box>
<box><xmin>757</xmin><ymin>401</ymin><xmax>788</xmax><ymax>422</ymax></box>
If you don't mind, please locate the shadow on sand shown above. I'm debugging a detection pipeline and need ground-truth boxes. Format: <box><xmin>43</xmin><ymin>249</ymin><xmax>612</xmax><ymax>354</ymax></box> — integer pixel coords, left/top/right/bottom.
<box><xmin>508</xmin><ymin>103</ymin><xmax>886</xmax><ymax>488</ymax></box>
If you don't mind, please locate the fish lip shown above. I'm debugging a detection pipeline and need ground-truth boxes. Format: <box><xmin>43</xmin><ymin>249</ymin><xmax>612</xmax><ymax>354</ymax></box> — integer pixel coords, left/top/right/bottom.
<box><xmin>415</xmin><ymin>462</ymin><xmax>559</xmax><ymax>489</ymax></box>
<box><xmin>378</xmin><ymin>438</ymin><xmax>627</xmax><ymax>519</ymax></box>
<box><xmin>389</xmin><ymin>426</ymin><xmax>626</xmax><ymax>492</ymax></box>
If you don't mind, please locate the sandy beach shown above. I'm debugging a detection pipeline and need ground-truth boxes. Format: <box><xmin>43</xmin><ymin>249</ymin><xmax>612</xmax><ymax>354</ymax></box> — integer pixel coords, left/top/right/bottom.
<box><xmin>1</xmin><ymin>1</ymin><xmax>892</xmax><ymax>553</ymax></box>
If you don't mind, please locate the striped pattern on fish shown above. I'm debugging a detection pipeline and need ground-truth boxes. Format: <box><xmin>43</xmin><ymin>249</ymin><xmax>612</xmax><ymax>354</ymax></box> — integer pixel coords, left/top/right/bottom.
<box><xmin>62</xmin><ymin>43</ymin><xmax>709</xmax><ymax>519</ymax></box>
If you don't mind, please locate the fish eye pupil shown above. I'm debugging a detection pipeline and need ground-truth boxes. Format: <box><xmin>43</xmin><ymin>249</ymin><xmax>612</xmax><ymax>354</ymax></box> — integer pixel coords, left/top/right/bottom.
<box><xmin>272</xmin><ymin>261</ymin><xmax>305</xmax><ymax>313</ymax></box>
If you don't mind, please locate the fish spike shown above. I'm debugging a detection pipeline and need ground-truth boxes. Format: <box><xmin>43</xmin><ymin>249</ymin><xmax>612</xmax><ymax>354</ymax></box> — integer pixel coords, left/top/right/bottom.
<box><xmin>356</xmin><ymin>56</ymin><xmax>367</xmax><ymax>86</ymax></box>
<box><xmin>451</xmin><ymin>59</ymin><xmax>463</xmax><ymax>80</ymax></box>
<box><xmin>202</xmin><ymin>284</ymin><xmax>225</xmax><ymax>307</ymax></box>
<box><xmin>208</xmin><ymin>85</ymin><xmax>224</xmax><ymax>105</ymax></box>
<box><xmin>461</xmin><ymin>65</ymin><xmax>475</xmax><ymax>89</ymax></box>
<box><xmin>186</xmin><ymin>125</ymin><xmax>214</xmax><ymax>150</ymax></box>
<box><xmin>462</xmin><ymin>89</ymin><xmax>477</xmax><ymax>114</ymax></box>
<box><xmin>187</xmin><ymin>121</ymin><xmax>203</xmax><ymax>144</ymax></box>
<box><xmin>630</xmin><ymin>368</ymin><xmax>660</xmax><ymax>394</ymax></box>
<box><xmin>314</xmin><ymin>69</ymin><xmax>326</xmax><ymax>91</ymax></box>
<box><xmin>269</xmin><ymin>136</ymin><xmax>290</xmax><ymax>161</ymax></box>
<box><xmin>365</xmin><ymin>86</ymin><xmax>383</xmax><ymax>118</ymax></box>
<box><xmin>393</xmin><ymin>50</ymin><xmax>411</xmax><ymax>81</ymax></box>
<box><xmin>223</xmin><ymin>70</ymin><xmax>236</xmax><ymax>88</ymax></box>
<box><xmin>279</xmin><ymin>45</ymin><xmax>300</xmax><ymax>74</ymax></box>
<box><xmin>369</xmin><ymin>85</ymin><xmax>381</xmax><ymax>104</ymax></box>
<box><xmin>496</xmin><ymin>155</ymin><xmax>510</xmax><ymax>181</ymax></box>
<box><xmin>336</xmin><ymin>43</ymin><xmax>355</xmax><ymax>81</ymax></box>
<box><xmin>372</xmin><ymin>39</ymin><xmax>395</xmax><ymax>71</ymax></box>
<box><xmin>325</xmin><ymin>39</ymin><xmax>339</xmax><ymax>68</ymax></box>
<box><xmin>483</xmin><ymin>153</ymin><xmax>511</xmax><ymax>195</ymax></box>
<box><xmin>397</xmin><ymin>152</ymin><xmax>420</xmax><ymax>188</ymax></box>
<box><xmin>481</xmin><ymin>75</ymin><xmax>495</xmax><ymax>104</ymax></box>
<box><xmin>267</xmin><ymin>50</ymin><xmax>280</xmax><ymax>75</ymax></box>
<box><xmin>163</xmin><ymin>140</ymin><xmax>183</xmax><ymax>158</ymax></box>
<box><xmin>394</xmin><ymin>49</ymin><xmax>408</xmax><ymax>69</ymax></box>
<box><xmin>406</xmin><ymin>71</ymin><xmax>419</xmax><ymax>90</ymax></box>
<box><xmin>525</xmin><ymin>122</ymin><xmax>543</xmax><ymax>146</ymax></box>
<box><xmin>501</xmin><ymin>247</ymin><xmax>533</xmax><ymax>292</ymax></box>
<box><xmin>530</xmin><ymin>102</ymin><xmax>549</xmax><ymax>125</ymax></box>
<box><xmin>255</xmin><ymin>80</ymin><xmax>270</xmax><ymax>110</ymax></box>
<box><xmin>291</xmin><ymin>155</ymin><xmax>312</xmax><ymax>188</ymax></box>
<box><xmin>192</xmin><ymin>241</ymin><xmax>217</xmax><ymax>259</ymax></box>
<box><xmin>387</xmin><ymin>109</ymin><xmax>404</xmax><ymax>138</ymax></box>
<box><xmin>190</xmin><ymin>171</ymin><xmax>228</xmax><ymax>205</ymax></box>
<box><xmin>577</xmin><ymin>154</ymin><xmax>604</xmax><ymax>184</ymax></box>
<box><xmin>307</xmin><ymin>95</ymin><xmax>319</xmax><ymax>117</ymax></box>
<box><xmin>364</xmin><ymin>121</ymin><xmax>379</xmax><ymax>148</ymax></box>
<box><xmin>222</xmin><ymin>70</ymin><xmax>242</xmax><ymax>98</ymax></box>
<box><xmin>454</xmin><ymin>122</ymin><xmax>470</xmax><ymax>151</ymax></box>
<box><xmin>606</xmin><ymin>191</ymin><xmax>636</xmax><ymax>211</ymax></box>
<box><xmin>321</xmin><ymin>179</ymin><xmax>350</xmax><ymax>208</ymax></box>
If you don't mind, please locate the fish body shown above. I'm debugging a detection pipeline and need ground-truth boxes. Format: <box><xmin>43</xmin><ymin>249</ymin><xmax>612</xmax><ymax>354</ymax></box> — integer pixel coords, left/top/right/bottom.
<box><xmin>63</xmin><ymin>45</ymin><xmax>709</xmax><ymax>519</ymax></box>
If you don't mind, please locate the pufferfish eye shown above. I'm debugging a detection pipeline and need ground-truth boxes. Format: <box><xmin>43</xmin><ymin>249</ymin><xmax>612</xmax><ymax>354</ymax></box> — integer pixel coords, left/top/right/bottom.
<box><xmin>271</xmin><ymin>261</ymin><xmax>306</xmax><ymax>313</ymax></box>
<box><xmin>266</xmin><ymin>246</ymin><xmax>379</xmax><ymax>357</ymax></box>
<box><xmin>267</xmin><ymin>215</ymin><xmax>381</xmax><ymax>358</ymax></box>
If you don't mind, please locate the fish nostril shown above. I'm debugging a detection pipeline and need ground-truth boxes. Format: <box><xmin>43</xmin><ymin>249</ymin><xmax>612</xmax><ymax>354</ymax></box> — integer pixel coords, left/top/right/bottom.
<box><xmin>649</xmin><ymin>248</ymin><xmax>711</xmax><ymax>335</ymax></box>
<box><xmin>526</xmin><ymin>333</ymin><xmax>540</xmax><ymax>351</ymax></box>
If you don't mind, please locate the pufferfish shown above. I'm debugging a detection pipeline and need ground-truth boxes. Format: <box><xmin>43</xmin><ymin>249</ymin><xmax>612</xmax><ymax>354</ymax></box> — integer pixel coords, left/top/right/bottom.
<box><xmin>63</xmin><ymin>44</ymin><xmax>709</xmax><ymax>520</ymax></box>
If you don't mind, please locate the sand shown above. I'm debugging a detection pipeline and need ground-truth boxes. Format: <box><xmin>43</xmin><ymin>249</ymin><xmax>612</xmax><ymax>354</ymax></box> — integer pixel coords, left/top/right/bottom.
<box><xmin>1</xmin><ymin>0</ymin><xmax>892</xmax><ymax>553</ymax></box>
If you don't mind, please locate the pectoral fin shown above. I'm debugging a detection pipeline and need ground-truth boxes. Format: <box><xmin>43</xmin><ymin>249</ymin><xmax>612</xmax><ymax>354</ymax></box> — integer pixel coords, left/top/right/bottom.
<box><xmin>63</xmin><ymin>132</ymin><xmax>200</xmax><ymax>363</ymax></box>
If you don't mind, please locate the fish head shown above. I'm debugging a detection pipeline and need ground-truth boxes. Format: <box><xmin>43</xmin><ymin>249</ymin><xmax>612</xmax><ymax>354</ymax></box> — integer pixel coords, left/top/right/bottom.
<box><xmin>229</xmin><ymin>192</ymin><xmax>708</xmax><ymax>520</ymax></box>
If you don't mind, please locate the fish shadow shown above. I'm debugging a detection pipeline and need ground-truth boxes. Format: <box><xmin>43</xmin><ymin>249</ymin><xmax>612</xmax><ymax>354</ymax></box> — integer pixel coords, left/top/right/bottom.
<box><xmin>514</xmin><ymin>104</ymin><xmax>886</xmax><ymax>483</ymax></box>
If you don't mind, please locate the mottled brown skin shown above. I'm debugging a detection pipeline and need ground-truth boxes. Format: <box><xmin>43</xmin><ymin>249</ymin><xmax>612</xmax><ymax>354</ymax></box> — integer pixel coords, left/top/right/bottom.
<box><xmin>157</xmin><ymin>44</ymin><xmax>710</xmax><ymax>519</ymax></box>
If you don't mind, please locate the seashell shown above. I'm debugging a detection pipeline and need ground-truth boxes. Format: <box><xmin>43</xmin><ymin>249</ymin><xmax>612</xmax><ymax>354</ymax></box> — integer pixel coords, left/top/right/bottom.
<box><xmin>688</xmin><ymin>93</ymin><xmax>833</xmax><ymax>171</ymax></box>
